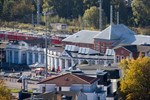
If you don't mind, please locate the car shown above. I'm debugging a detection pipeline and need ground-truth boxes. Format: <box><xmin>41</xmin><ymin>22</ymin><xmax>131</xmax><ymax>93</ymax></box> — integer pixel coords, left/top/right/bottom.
<box><xmin>3</xmin><ymin>73</ymin><xmax>10</xmax><ymax>77</ymax></box>
<box><xmin>0</xmin><ymin>72</ymin><xmax>5</xmax><ymax>76</ymax></box>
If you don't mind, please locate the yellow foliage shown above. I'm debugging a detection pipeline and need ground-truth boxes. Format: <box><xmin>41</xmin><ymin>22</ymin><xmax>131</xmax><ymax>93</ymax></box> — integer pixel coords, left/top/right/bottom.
<box><xmin>0</xmin><ymin>80</ymin><xmax>11</xmax><ymax>100</ymax></box>
<box><xmin>119</xmin><ymin>57</ymin><xmax>150</xmax><ymax>100</ymax></box>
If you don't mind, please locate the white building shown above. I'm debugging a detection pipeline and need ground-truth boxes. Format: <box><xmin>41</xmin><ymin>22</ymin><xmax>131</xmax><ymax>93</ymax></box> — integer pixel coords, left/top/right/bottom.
<box><xmin>6</xmin><ymin>41</ymin><xmax>45</xmax><ymax>65</ymax></box>
<box><xmin>38</xmin><ymin>73</ymin><xmax>106</xmax><ymax>100</ymax></box>
<box><xmin>6</xmin><ymin>41</ymin><xmax>114</xmax><ymax>71</ymax></box>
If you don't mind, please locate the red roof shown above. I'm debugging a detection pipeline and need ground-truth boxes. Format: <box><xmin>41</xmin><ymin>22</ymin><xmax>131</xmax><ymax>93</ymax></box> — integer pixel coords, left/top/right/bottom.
<box><xmin>38</xmin><ymin>73</ymin><xmax>99</xmax><ymax>86</ymax></box>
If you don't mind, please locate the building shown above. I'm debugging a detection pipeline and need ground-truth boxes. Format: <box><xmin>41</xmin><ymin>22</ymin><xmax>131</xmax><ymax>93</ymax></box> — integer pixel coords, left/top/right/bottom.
<box><xmin>63</xmin><ymin>24</ymin><xmax>150</xmax><ymax>54</ymax></box>
<box><xmin>6</xmin><ymin>40</ymin><xmax>114</xmax><ymax>71</ymax></box>
<box><xmin>113</xmin><ymin>45</ymin><xmax>150</xmax><ymax>63</ymax></box>
<box><xmin>6</xmin><ymin>41</ymin><xmax>45</xmax><ymax>65</ymax></box>
<box><xmin>37</xmin><ymin>73</ymin><xmax>107</xmax><ymax>100</ymax></box>
<box><xmin>77</xmin><ymin>64</ymin><xmax>121</xmax><ymax>99</ymax></box>
<box><xmin>26</xmin><ymin>91</ymin><xmax>87</xmax><ymax>100</ymax></box>
<box><xmin>62</xmin><ymin>30</ymin><xmax>99</xmax><ymax>49</ymax></box>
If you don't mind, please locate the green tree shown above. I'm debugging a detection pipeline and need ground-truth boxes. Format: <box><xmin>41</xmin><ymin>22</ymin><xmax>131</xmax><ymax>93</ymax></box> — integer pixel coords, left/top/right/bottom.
<box><xmin>11</xmin><ymin>0</ymin><xmax>34</xmax><ymax>23</ymax></box>
<box><xmin>83</xmin><ymin>6</ymin><xmax>99</xmax><ymax>29</ymax></box>
<box><xmin>0</xmin><ymin>79</ymin><xmax>11</xmax><ymax>100</ymax></box>
<box><xmin>132</xmin><ymin>0</ymin><xmax>150</xmax><ymax>26</ymax></box>
<box><xmin>1</xmin><ymin>0</ymin><xmax>13</xmax><ymax>21</ymax></box>
<box><xmin>43</xmin><ymin>0</ymin><xmax>84</xmax><ymax>19</ymax></box>
<box><xmin>119</xmin><ymin>57</ymin><xmax>150</xmax><ymax>100</ymax></box>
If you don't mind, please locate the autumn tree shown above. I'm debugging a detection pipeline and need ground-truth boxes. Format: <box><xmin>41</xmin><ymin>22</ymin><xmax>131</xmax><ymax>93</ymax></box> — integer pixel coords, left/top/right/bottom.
<box><xmin>119</xmin><ymin>57</ymin><xmax>150</xmax><ymax>100</ymax></box>
<box><xmin>0</xmin><ymin>79</ymin><xmax>11</xmax><ymax>100</ymax></box>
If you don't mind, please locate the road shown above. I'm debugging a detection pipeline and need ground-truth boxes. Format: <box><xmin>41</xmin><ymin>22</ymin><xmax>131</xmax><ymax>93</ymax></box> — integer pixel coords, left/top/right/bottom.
<box><xmin>4</xmin><ymin>78</ymin><xmax>39</xmax><ymax>90</ymax></box>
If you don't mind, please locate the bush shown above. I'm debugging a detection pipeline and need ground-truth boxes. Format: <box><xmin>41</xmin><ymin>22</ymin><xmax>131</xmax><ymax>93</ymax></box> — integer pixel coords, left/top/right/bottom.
<box><xmin>81</xmin><ymin>60</ymin><xmax>88</xmax><ymax>64</ymax></box>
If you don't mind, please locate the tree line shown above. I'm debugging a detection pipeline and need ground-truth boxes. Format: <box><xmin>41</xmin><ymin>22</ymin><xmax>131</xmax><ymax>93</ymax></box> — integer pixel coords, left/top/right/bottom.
<box><xmin>0</xmin><ymin>0</ymin><xmax>150</xmax><ymax>29</ymax></box>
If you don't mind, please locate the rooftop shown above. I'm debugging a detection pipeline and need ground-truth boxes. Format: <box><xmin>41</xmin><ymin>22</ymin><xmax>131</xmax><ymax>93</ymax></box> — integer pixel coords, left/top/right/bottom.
<box><xmin>62</xmin><ymin>30</ymin><xmax>99</xmax><ymax>44</ymax></box>
<box><xmin>114</xmin><ymin>45</ymin><xmax>150</xmax><ymax>52</ymax></box>
<box><xmin>38</xmin><ymin>73</ymin><xmax>99</xmax><ymax>85</ymax></box>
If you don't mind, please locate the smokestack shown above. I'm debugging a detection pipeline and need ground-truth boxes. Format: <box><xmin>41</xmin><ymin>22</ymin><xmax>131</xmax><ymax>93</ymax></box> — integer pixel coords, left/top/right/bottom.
<box><xmin>117</xmin><ymin>11</ymin><xmax>119</xmax><ymax>24</ymax></box>
<box><xmin>110</xmin><ymin>5</ymin><xmax>113</xmax><ymax>25</ymax></box>
<box><xmin>99</xmin><ymin>0</ymin><xmax>102</xmax><ymax>31</ymax></box>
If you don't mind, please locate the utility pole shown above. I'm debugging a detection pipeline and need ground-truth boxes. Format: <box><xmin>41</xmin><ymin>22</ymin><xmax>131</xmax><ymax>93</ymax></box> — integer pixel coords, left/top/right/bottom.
<box><xmin>32</xmin><ymin>13</ymin><xmax>34</xmax><ymax>27</ymax></box>
<box><xmin>117</xmin><ymin>11</ymin><xmax>119</xmax><ymax>24</ymax></box>
<box><xmin>44</xmin><ymin>12</ymin><xmax>48</xmax><ymax>78</ymax></box>
<box><xmin>110</xmin><ymin>5</ymin><xmax>113</xmax><ymax>25</ymax></box>
<box><xmin>99</xmin><ymin>0</ymin><xmax>103</xmax><ymax>31</ymax></box>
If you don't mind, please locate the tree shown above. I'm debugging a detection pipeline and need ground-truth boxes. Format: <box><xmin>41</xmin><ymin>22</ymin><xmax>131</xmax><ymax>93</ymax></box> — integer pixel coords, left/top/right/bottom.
<box><xmin>0</xmin><ymin>79</ymin><xmax>11</xmax><ymax>100</ymax></box>
<box><xmin>1</xmin><ymin>0</ymin><xmax>13</xmax><ymax>21</ymax></box>
<box><xmin>132</xmin><ymin>0</ymin><xmax>150</xmax><ymax>26</ymax></box>
<box><xmin>43</xmin><ymin>0</ymin><xmax>84</xmax><ymax>19</ymax></box>
<box><xmin>11</xmin><ymin>0</ymin><xmax>35</xmax><ymax>23</ymax></box>
<box><xmin>119</xmin><ymin>57</ymin><xmax>150</xmax><ymax>100</ymax></box>
<box><xmin>83</xmin><ymin>6</ymin><xmax>100</xmax><ymax>29</ymax></box>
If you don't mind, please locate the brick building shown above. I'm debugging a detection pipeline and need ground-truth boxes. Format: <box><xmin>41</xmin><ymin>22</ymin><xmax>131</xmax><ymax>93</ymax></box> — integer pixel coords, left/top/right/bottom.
<box><xmin>113</xmin><ymin>45</ymin><xmax>150</xmax><ymax>63</ymax></box>
<box><xmin>63</xmin><ymin>24</ymin><xmax>150</xmax><ymax>55</ymax></box>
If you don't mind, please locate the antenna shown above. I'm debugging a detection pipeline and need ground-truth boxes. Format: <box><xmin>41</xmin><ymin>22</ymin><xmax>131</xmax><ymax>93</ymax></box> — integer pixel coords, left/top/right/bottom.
<box><xmin>99</xmin><ymin>0</ymin><xmax>102</xmax><ymax>31</ymax></box>
<box><xmin>110</xmin><ymin>5</ymin><xmax>113</xmax><ymax>25</ymax></box>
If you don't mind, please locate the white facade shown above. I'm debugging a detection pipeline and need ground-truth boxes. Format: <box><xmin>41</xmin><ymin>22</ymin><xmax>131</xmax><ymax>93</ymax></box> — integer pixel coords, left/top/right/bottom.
<box><xmin>6</xmin><ymin>41</ymin><xmax>45</xmax><ymax>65</ymax></box>
<box><xmin>6</xmin><ymin>42</ymin><xmax>114</xmax><ymax>71</ymax></box>
<box><xmin>39</xmin><ymin>82</ymin><xmax>106</xmax><ymax>100</ymax></box>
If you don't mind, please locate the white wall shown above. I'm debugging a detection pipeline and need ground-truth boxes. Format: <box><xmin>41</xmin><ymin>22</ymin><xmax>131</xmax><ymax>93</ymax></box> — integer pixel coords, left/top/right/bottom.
<box><xmin>106</xmin><ymin>97</ymin><xmax>114</xmax><ymax>100</ymax></box>
<box><xmin>71</xmin><ymin>84</ymin><xmax>95</xmax><ymax>92</ymax></box>
<box><xmin>61</xmin><ymin>87</ymin><xmax>70</xmax><ymax>91</ymax></box>
<box><xmin>110</xmin><ymin>79</ymin><xmax>119</xmax><ymax>93</ymax></box>
<box><xmin>39</xmin><ymin>84</ymin><xmax>56</xmax><ymax>93</ymax></box>
<box><xmin>77</xmin><ymin>92</ymin><xmax>87</xmax><ymax>100</ymax></box>
<box><xmin>85</xmin><ymin>93</ymin><xmax>98</xmax><ymax>100</ymax></box>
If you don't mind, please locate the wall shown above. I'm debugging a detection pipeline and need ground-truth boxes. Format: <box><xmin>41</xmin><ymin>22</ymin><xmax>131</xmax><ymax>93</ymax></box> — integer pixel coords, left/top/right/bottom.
<box><xmin>114</xmin><ymin>47</ymin><xmax>130</xmax><ymax>62</ymax></box>
<box><xmin>77</xmin><ymin>92</ymin><xmax>87</xmax><ymax>100</ymax></box>
<box><xmin>39</xmin><ymin>84</ymin><xmax>56</xmax><ymax>93</ymax></box>
<box><xmin>85</xmin><ymin>93</ymin><xmax>98</xmax><ymax>100</ymax></box>
<box><xmin>63</xmin><ymin>42</ymin><xmax>94</xmax><ymax>50</ymax></box>
<box><xmin>71</xmin><ymin>84</ymin><xmax>96</xmax><ymax>93</ymax></box>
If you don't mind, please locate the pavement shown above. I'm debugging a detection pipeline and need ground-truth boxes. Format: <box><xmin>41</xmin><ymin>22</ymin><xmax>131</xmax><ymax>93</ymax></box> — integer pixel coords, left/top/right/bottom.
<box><xmin>4</xmin><ymin>77</ymin><xmax>38</xmax><ymax>90</ymax></box>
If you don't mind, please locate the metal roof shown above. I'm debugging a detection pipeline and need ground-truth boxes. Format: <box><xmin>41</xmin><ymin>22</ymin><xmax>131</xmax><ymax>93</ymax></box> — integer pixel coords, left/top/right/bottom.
<box><xmin>94</xmin><ymin>24</ymin><xmax>136</xmax><ymax>40</ymax></box>
<box><xmin>62</xmin><ymin>30</ymin><xmax>99</xmax><ymax>44</ymax></box>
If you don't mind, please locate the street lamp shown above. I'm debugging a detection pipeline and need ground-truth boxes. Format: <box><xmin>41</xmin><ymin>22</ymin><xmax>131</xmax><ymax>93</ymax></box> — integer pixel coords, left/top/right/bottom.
<box><xmin>43</xmin><ymin>11</ymin><xmax>53</xmax><ymax>78</ymax></box>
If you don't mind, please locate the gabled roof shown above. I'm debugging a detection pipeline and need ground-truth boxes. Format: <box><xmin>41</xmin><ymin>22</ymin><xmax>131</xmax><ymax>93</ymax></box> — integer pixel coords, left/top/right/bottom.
<box><xmin>94</xmin><ymin>24</ymin><xmax>136</xmax><ymax>40</ymax></box>
<box><xmin>62</xmin><ymin>30</ymin><xmax>99</xmax><ymax>44</ymax></box>
<box><xmin>114</xmin><ymin>45</ymin><xmax>150</xmax><ymax>52</ymax></box>
<box><xmin>38</xmin><ymin>73</ymin><xmax>99</xmax><ymax>86</ymax></box>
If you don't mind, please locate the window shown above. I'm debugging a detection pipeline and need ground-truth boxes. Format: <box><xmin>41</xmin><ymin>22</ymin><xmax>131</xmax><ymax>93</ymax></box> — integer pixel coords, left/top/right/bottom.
<box><xmin>42</xmin><ymin>86</ymin><xmax>46</xmax><ymax>93</ymax></box>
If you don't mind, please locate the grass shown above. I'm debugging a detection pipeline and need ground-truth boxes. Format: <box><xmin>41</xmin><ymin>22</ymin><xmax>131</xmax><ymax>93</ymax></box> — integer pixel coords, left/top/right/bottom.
<box><xmin>10</xmin><ymin>88</ymin><xmax>33</xmax><ymax>93</ymax></box>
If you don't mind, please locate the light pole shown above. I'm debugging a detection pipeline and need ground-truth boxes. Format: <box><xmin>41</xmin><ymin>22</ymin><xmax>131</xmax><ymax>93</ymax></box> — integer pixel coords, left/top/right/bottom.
<box><xmin>44</xmin><ymin>12</ymin><xmax>48</xmax><ymax>78</ymax></box>
<box><xmin>44</xmin><ymin>11</ymin><xmax>53</xmax><ymax>78</ymax></box>
<box><xmin>99</xmin><ymin>0</ymin><xmax>103</xmax><ymax>31</ymax></box>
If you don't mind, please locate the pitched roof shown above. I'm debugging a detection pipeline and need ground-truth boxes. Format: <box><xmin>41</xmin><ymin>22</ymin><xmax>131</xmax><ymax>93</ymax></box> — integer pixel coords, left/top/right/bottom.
<box><xmin>38</xmin><ymin>73</ymin><xmax>99</xmax><ymax>86</ymax></box>
<box><xmin>114</xmin><ymin>45</ymin><xmax>150</xmax><ymax>52</ymax></box>
<box><xmin>94</xmin><ymin>24</ymin><xmax>136</xmax><ymax>40</ymax></box>
<box><xmin>62</xmin><ymin>30</ymin><xmax>99</xmax><ymax>44</ymax></box>
<box><xmin>131</xmin><ymin>35</ymin><xmax>150</xmax><ymax>45</ymax></box>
